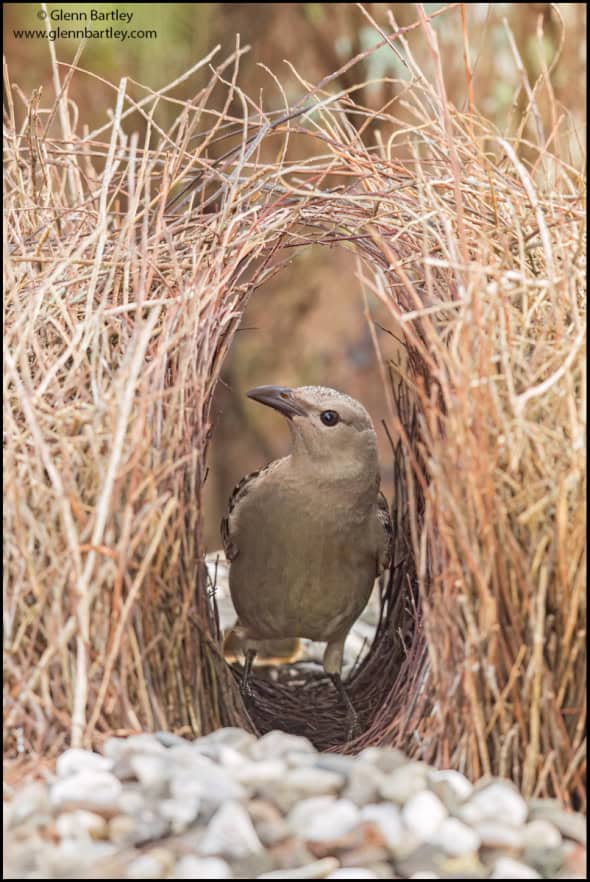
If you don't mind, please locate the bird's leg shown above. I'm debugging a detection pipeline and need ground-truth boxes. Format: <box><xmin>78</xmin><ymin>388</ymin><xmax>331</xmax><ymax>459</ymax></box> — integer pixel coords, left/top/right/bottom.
<box><xmin>240</xmin><ymin>647</ymin><xmax>257</xmax><ymax>697</ymax></box>
<box><xmin>324</xmin><ymin>638</ymin><xmax>360</xmax><ymax>740</ymax></box>
<box><xmin>329</xmin><ymin>672</ymin><xmax>360</xmax><ymax>741</ymax></box>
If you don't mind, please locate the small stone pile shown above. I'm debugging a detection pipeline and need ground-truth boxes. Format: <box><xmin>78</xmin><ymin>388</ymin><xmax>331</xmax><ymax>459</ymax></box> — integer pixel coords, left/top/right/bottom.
<box><xmin>4</xmin><ymin>728</ymin><xmax>586</xmax><ymax>879</ymax></box>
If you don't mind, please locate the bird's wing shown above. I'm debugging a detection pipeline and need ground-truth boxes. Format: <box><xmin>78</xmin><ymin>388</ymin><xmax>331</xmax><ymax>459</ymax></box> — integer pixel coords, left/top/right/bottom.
<box><xmin>220</xmin><ymin>468</ymin><xmax>264</xmax><ymax>562</ymax></box>
<box><xmin>376</xmin><ymin>490</ymin><xmax>393</xmax><ymax>574</ymax></box>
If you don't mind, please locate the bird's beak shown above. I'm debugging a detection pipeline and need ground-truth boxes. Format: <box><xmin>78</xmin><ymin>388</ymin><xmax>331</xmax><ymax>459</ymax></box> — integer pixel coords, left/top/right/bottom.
<box><xmin>247</xmin><ymin>385</ymin><xmax>308</xmax><ymax>419</ymax></box>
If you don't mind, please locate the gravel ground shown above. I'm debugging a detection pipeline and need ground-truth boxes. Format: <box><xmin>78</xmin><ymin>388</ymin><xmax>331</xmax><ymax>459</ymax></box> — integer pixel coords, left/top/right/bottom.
<box><xmin>4</xmin><ymin>728</ymin><xmax>586</xmax><ymax>879</ymax></box>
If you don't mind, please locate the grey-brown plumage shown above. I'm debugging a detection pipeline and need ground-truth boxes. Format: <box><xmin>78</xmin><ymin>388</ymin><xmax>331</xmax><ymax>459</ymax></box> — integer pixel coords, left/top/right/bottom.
<box><xmin>221</xmin><ymin>384</ymin><xmax>392</xmax><ymax>735</ymax></box>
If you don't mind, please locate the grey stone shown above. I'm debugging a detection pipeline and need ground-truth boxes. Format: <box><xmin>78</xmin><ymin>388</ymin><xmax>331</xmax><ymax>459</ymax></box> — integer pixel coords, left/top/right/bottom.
<box><xmin>395</xmin><ymin>843</ymin><xmax>447</xmax><ymax>878</ymax></box>
<box><xmin>169</xmin><ymin>752</ymin><xmax>243</xmax><ymax>810</ymax></box>
<box><xmin>249</xmin><ymin>730</ymin><xmax>316</xmax><ymax>760</ymax></box>
<box><xmin>378</xmin><ymin>762</ymin><xmax>429</xmax><ymax>804</ymax></box>
<box><xmin>522</xmin><ymin>818</ymin><xmax>562</xmax><ymax>850</ymax></box>
<box><xmin>359</xmin><ymin>747</ymin><xmax>408</xmax><ymax>773</ymax></box>
<box><xmin>288</xmin><ymin>797</ymin><xmax>360</xmax><ymax>842</ymax></box>
<box><xmin>527</xmin><ymin>802</ymin><xmax>587</xmax><ymax>845</ymax></box>
<box><xmin>343</xmin><ymin>762</ymin><xmax>385</xmax><ymax>806</ymax></box>
<box><xmin>199</xmin><ymin>801</ymin><xmax>263</xmax><ymax>859</ymax></box>
<box><xmin>129</xmin><ymin>752</ymin><xmax>172</xmax><ymax>795</ymax></box>
<box><xmin>314</xmin><ymin>754</ymin><xmax>358</xmax><ymax>776</ymax></box>
<box><xmin>193</xmin><ymin>727</ymin><xmax>256</xmax><ymax>756</ymax></box>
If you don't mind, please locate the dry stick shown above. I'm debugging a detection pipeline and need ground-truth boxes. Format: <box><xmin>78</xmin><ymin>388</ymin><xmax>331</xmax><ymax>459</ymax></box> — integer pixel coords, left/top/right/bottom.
<box><xmin>77</xmin><ymin>45</ymin><xmax>225</xmax><ymax>143</ymax></box>
<box><xmin>522</xmin><ymin>565</ymin><xmax>549</xmax><ymax>797</ymax></box>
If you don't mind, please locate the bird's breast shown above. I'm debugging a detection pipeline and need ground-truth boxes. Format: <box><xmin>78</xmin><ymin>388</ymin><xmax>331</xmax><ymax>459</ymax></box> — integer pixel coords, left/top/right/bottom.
<box><xmin>228</xmin><ymin>477</ymin><xmax>376</xmax><ymax>642</ymax></box>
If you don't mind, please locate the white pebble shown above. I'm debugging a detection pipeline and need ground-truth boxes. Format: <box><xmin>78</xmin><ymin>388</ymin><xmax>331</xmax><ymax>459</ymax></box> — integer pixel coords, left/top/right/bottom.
<box><xmin>283</xmin><ymin>767</ymin><xmax>345</xmax><ymax>796</ymax></box>
<box><xmin>428</xmin><ymin>769</ymin><xmax>473</xmax><ymax>801</ymax></box>
<box><xmin>259</xmin><ymin>858</ymin><xmax>339</xmax><ymax>879</ymax></box>
<box><xmin>461</xmin><ymin>782</ymin><xmax>528</xmax><ymax>826</ymax></box>
<box><xmin>249</xmin><ymin>730</ymin><xmax>316</xmax><ymax>760</ymax></box>
<box><xmin>50</xmin><ymin>770</ymin><xmax>122</xmax><ymax>810</ymax></box>
<box><xmin>171</xmin><ymin>856</ymin><xmax>231</xmax><ymax>879</ymax></box>
<box><xmin>56</xmin><ymin>809</ymin><xmax>107</xmax><ymax>840</ymax></box>
<box><xmin>288</xmin><ymin>797</ymin><xmax>360</xmax><ymax>842</ymax></box>
<box><xmin>159</xmin><ymin>796</ymin><xmax>200</xmax><ymax>833</ymax></box>
<box><xmin>45</xmin><ymin>839</ymin><xmax>116</xmax><ymax>876</ymax></box>
<box><xmin>6</xmin><ymin>782</ymin><xmax>49</xmax><ymax>827</ymax></box>
<box><xmin>402</xmin><ymin>790</ymin><xmax>447</xmax><ymax>839</ymax></box>
<box><xmin>170</xmin><ymin>753</ymin><xmax>243</xmax><ymax>807</ymax></box>
<box><xmin>360</xmin><ymin>803</ymin><xmax>403</xmax><ymax>851</ymax></box>
<box><xmin>117</xmin><ymin>789</ymin><xmax>144</xmax><ymax>815</ymax></box>
<box><xmin>103</xmin><ymin>734</ymin><xmax>165</xmax><ymax>762</ymax></box>
<box><xmin>343</xmin><ymin>761</ymin><xmax>384</xmax><ymax>806</ymax></box>
<box><xmin>234</xmin><ymin>759</ymin><xmax>287</xmax><ymax>786</ymax></box>
<box><xmin>126</xmin><ymin>848</ymin><xmax>174</xmax><ymax>879</ymax></box>
<box><xmin>129</xmin><ymin>753</ymin><xmax>171</xmax><ymax>793</ymax></box>
<box><xmin>56</xmin><ymin>749</ymin><xmax>113</xmax><ymax>777</ymax></box>
<box><xmin>193</xmin><ymin>726</ymin><xmax>256</xmax><ymax>756</ymax></box>
<box><xmin>199</xmin><ymin>801</ymin><xmax>262</xmax><ymax>859</ymax></box>
<box><xmin>431</xmin><ymin>817</ymin><xmax>480</xmax><ymax>855</ymax></box>
<box><xmin>327</xmin><ymin>871</ymin><xmax>379</xmax><ymax>879</ymax></box>
<box><xmin>217</xmin><ymin>745</ymin><xmax>247</xmax><ymax>769</ymax></box>
<box><xmin>379</xmin><ymin>762</ymin><xmax>428</xmax><ymax>803</ymax></box>
<box><xmin>491</xmin><ymin>856</ymin><xmax>541</xmax><ymax>878</ymax></box>
<box><xmin>475</xmin><ymin>821</ymin><xmax>524</xmax><ymax>849</ymax></box>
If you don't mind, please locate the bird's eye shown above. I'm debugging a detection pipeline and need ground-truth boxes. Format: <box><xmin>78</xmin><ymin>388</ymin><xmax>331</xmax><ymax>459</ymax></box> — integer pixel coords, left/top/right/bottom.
<box><xmin>320</xmin><ymin>410</ymin><xmax>340</xmax><ymax>427</ymax></box>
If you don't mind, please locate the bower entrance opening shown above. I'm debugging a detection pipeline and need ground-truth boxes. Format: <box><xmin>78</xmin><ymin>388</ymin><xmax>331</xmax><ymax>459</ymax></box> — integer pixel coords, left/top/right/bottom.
<box><xmin>204</xmin><ymin>244</ymin><xmax>427</xmax><ymax>750</ymax></box>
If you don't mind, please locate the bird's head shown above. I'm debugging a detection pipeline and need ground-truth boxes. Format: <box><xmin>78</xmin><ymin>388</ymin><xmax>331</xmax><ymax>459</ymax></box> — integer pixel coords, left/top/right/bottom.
<box><xmin>247</xmin><ymin>384</ymin><xmax>379</xmax><ymax>483</ymax></box>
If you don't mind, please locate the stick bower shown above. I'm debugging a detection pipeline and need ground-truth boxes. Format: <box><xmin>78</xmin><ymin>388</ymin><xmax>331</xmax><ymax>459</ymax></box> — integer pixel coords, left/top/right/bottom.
<box><xmin>4</xmin><ymin>20</ymin><xmax>585</xmax><ymax>809</ymax></box>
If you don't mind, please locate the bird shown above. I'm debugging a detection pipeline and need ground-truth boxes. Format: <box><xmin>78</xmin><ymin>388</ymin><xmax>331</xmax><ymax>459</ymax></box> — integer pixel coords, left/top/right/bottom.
<box><xmin>220</xmin><ymin>384</ymin><xmax>392</xmax><ymax>737</ymax></box>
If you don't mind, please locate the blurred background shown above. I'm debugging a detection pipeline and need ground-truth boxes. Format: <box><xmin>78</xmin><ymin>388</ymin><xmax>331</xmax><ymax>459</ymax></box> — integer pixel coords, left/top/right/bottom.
<box><xmin>5</xmin><ymin>3</ymin><xmax>586</xmax><ymax>547</ymax></box>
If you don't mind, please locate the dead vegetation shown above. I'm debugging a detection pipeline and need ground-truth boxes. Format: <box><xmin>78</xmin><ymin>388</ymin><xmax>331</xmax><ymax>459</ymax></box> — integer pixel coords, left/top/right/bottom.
<box><xmin>3</xmin><ymin>7</ymin><xmax>586</xmax><ymax>808</ymax></box>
